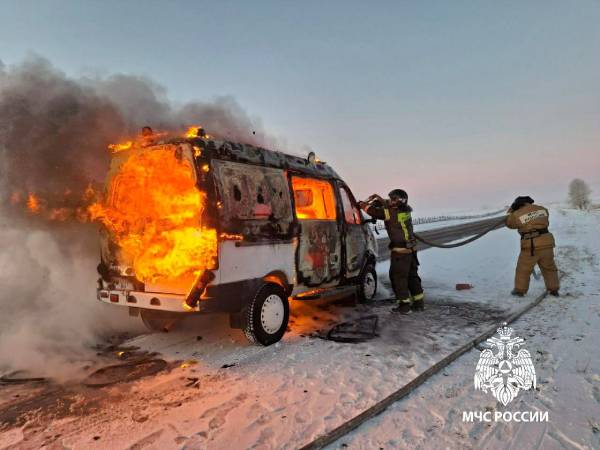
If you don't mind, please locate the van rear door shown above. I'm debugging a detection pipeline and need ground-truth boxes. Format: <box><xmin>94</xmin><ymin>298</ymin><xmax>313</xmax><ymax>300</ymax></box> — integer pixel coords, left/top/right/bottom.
<box><xmin>96</xmin><ymin>143</ymin><xmax>217</xmax><ymax>295</ymax></box>
<box><xmin>291</xmin><ymin>176</ymin><xmax>342</xmax><ymax>286</ymax></box>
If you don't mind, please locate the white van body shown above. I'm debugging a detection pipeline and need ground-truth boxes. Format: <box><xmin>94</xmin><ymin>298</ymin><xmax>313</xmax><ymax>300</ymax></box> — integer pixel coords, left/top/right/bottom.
<box><xmin>96</xmin><ymin>137</ymin><xmax>378</xmax><ymax>345</ymax></box>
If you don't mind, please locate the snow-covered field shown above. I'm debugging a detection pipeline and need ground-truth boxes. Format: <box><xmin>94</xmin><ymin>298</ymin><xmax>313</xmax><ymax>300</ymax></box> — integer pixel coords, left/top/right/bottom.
<box><xmin>329</xmin><ymin>208</ymin><xmax>600</xmax><ymax>450</ymax></box>
<box><xmin>0</xmin><ymin>207</ymin><xmax>598</xmax><ymax>450</ymax></box>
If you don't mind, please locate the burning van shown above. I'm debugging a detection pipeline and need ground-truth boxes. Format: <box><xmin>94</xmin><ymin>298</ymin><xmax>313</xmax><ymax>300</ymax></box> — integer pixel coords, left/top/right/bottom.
<box><xmin>94</xmin><ymin>128</ymin><xmax>378</xmax><ymax>345</ymax></box>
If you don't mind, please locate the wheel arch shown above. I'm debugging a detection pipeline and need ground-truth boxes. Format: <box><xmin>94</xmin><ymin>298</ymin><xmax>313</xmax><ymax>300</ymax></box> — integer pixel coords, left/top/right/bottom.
<box><xmin>357</xmin><ymin>255</ymin><xmax>378</xmax><ymax>302</ymax></box>
<box><xmin>358</xmin><ymin>251</ymin><xmax>377</xmax><ymax>278</ymax></box>
<box><xmin>263</xmin><ymin>270</ymin><xmax>293</xmax><ymax>296</ymax></box>
<box><xmin>365</xmin><ymin>250</ymin><xmax>377</xmax><ymax>267</ymax></box>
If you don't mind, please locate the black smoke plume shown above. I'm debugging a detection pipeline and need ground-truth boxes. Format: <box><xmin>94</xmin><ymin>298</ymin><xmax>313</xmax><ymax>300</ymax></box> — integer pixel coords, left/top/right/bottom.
<box><xmin>0</xmin><ymin>56</ymin><xmax>273</xmax><ymax>379</ymax></box>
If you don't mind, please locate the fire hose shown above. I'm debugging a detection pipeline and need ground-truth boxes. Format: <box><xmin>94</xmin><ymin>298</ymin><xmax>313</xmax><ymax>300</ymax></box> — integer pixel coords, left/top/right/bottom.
<box><xmin>413</xmin><ymin>216</ymin><xmax>508</xmax><ymax>249</ymax></box>
<box><xmin>299</xmin><ymin>282</ymin><xmax>560</xmax><ymax>450</ymax></box>
<box><xmin>362</xmin><ymin>194</ymin><xmax>508</xmax><ymax>249</ymax></box>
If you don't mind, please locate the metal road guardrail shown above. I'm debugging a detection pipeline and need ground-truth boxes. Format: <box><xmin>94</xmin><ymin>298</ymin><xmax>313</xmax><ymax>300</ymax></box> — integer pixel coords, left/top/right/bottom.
<box><xmin>375</xmin><ymin>215</ymin><xmax>507</xmax><ymax>261</ymax></box>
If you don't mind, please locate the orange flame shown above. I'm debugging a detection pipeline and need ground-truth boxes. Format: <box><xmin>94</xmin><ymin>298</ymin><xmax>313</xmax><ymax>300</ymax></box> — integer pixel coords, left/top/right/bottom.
<box><xmin>108</xmin><ymin>140</ymin><xmax>133</xmax><ymax>153</ymax></box>
<box><xmin>219</xmin><ymin>232</ymin><xmax>243</xmax><ymax>241</ymax></box>
<box><xmin>27</xmin><ymin>193</ymin><xmax>41</xmax><ymax>214</ymax></box>
<box><xmin>185</xmin><ymin>126</ymin><xmax>201</xmax><ymax>138</ymax></box>
<box><xmin>184</xmin><ymin>126</ymin><xmax>210</xmax><ymax>139</ymax></box>
<box><xmin>13</xmin><ymin>187</ymin><xmax>98</xmax><ymax>222</ymax></box>
<box><xmin>89</xmin><ymin>145</ymin><xmax>218</xmax><ymax>283</ymax></box>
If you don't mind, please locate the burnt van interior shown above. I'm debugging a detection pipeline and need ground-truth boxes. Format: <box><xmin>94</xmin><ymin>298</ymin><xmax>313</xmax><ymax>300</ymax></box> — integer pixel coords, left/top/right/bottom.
<box><xmin>290</xmin><ymin>176</ymin><xmax>342</xmax><ymax>286</ymax></box>
<box><xmin>291</xmin><ymin>176</ymin><xmax>336</xmax><ymax>220</ymax></box>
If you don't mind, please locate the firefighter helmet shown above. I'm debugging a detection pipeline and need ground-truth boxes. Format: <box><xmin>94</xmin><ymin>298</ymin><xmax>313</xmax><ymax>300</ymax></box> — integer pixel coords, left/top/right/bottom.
<box><xmin>389</xmin><ymin>189</ymin><xmax>408</xmax><ymax>201</ymax></box>
<box><xmin>511</xmin><ymin>195</ymin><xmax>534</xmax><ymax>211</ymax></box>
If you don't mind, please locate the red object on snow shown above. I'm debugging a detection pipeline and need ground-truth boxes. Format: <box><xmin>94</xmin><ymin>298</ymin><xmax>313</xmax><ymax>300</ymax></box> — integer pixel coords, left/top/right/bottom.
<box><xmin>456</xmin><ymin>283</ymin><xmax>473</xmax><ymax>290</ymax></box>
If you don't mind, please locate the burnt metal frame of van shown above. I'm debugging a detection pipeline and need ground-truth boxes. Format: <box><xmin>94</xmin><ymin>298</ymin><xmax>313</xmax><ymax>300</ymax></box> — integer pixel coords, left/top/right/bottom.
<box><xmin>167</xmin><ymin>135</ymin><xmax>376</xmax><ymax>311</ymax></box>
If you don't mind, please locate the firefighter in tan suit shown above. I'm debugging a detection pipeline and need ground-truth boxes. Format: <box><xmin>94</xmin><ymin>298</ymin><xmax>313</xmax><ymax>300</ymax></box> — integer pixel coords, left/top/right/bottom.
<box><xmin>506</xmin><ymin>196</ymin><xmax>559</xmax><ymax>297</ymax></box>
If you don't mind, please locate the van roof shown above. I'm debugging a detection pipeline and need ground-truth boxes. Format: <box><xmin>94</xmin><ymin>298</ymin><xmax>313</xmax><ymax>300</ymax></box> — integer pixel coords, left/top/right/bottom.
<box><xmin>166</xmin><ymin>136</ymin><xmax>342</xmax><ymax>180</ymax></box>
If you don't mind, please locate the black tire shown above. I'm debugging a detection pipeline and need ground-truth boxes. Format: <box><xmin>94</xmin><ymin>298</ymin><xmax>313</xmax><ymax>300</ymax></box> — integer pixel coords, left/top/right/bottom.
<box><xmin>243</xmin><ymin>284</ymin><xmax>289</xmax><ymax>346</ymax></box>
<box><xmin>140</xmin><ymin>310</ymin><xmax>182</xmax><ymax>333</ymax></box>
<box><xmin>357</xmin><ymin>264</ymin><xmax>378</xmax><ymax>303</ymax></box>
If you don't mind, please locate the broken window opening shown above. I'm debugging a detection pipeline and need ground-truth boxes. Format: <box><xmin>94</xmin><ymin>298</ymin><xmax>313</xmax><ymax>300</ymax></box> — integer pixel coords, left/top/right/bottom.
<box><xmin>233</xmin><ymin>185</ymin><xmax>242</xmax><ymax>201</ymax></box>
<box><xmin>211</xmin><ymin>160</ymin><xmax>293</xmax><ymax>234</ymax></box>
<box><xmin>291</xmin><ymin>176</ymin><xmax>337</xmax><ymax>221</ymax></box>
<box><xmin>339</xmin><ymin>186</ymin><xmax>361</xmax><ymax>225</ymax></box>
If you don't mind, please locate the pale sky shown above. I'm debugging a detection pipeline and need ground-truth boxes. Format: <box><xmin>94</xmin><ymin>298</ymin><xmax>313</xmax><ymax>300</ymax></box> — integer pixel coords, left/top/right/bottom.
<box><xmin>1</xmin><ymin>0</ymin><xmax>599</xmax><ymax>213</ymax></box>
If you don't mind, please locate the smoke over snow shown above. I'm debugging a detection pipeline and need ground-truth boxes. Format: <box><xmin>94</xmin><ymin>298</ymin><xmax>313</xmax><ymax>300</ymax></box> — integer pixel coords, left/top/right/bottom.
<box><xmin>0</xmin><ymin>56</ymin><xmax>274</xmax><ymax>380</ymax></box>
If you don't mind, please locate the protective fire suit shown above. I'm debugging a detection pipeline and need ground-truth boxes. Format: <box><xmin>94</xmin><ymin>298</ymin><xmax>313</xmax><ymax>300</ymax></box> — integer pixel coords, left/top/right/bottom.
<box><xmin>506</xmin><ymin>203</ymin><xmax>559</xmax><ymax>294</ymax></box>
<box><xmin>365</xmin><ymin>203</ymin><xmax>424</xmax><ymax>305</ymax></box>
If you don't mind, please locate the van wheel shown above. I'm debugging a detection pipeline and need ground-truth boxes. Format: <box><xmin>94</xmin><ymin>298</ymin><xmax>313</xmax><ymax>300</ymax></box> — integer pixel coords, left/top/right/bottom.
<box><xmin>243</xmin><ymin>284</ymin><xmax>289</xmax><ymax>346</ymax></box>
<box><xmin>357</xmin><ymin>264</ymin><xmax>378</xmax><ymax>303</ymax></box>
<box><xmin>140</xmin><ymin>310</ymin><xmax>181</xmax><ymax>333</ymax></box>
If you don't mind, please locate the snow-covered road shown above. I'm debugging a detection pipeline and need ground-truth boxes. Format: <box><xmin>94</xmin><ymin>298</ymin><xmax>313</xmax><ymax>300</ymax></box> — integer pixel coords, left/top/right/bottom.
<box><xmin>1</xmin><ymin>207</ymin><xmax>597</xmax><ymax>450</ymax></box>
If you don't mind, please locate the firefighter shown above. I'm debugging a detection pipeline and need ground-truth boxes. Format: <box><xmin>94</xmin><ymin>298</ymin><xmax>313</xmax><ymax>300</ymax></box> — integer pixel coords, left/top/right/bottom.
<box><xmin>506</xmin><ymin>196</ymin><xmax>559</xmax><ymax>297</ymax></box>
<box><xmin>358</xmin><ymin>189</ymin><xmax>424</xmax><ymax>314</ymax></box>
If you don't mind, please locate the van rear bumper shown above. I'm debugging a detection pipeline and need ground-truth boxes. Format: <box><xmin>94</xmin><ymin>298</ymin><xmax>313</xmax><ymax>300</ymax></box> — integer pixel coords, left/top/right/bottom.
<box><xmin>97</xmin><ymin>277</ymin><xmax>265</xmax><ymax>313</ymax></box>
<box><xmin>97</xmin><ymin>289</ymin><xmax>190</xmax><ymax>312</ymax></box>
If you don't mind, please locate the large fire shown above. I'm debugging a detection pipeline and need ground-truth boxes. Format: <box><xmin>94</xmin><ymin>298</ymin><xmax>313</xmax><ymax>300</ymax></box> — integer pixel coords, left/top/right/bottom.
<box><xmin>89</xmin><ymin>144</ymin><xmax>218</xmax><ymax>284</ymax></box>
<box><xmin>11</xmin><ymin>127</ymin><xmax>219</xmax><ymax>286</ymax></box>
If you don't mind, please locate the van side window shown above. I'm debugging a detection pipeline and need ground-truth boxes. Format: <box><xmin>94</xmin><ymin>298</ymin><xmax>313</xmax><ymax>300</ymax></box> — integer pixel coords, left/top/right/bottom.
<box><xmin>291</xmin><ymin>176</ymin><xmax>336</xmax><ymax>220</ymax></box>
<box><xmin>339</xmin><ymin>186</ymin><xmax>361</xmax><ymax>225</ymax></box>
<box><xmin>212</xmin><ymin>160</ymin><xmax>293</xmax><ymax>234</ymax></box>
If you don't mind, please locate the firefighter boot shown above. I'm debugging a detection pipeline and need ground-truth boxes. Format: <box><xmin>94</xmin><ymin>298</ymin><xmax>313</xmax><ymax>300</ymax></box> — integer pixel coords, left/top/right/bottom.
<box><xmin>411</xmin><ymin>299</ymin><xmax>424</xmax><ymax>312</ymax></box>
<box><xmin>410</xmin><ymin>293</ymin><xmax>424</xmax><ymax>312</ymax></box>
<box><xmin>392</xmin><ymin>301</ymin><xmax>411</xmax><ymax>315</ymax></box>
